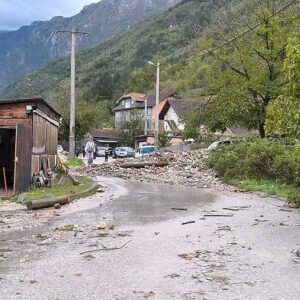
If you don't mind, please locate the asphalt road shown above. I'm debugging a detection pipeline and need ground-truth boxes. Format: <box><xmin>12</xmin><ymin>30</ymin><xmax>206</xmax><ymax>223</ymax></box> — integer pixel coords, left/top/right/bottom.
<box><xmin>0</xmin><ymin>177</ymin><xmax>300</xmax><ymax>300</ymax></box>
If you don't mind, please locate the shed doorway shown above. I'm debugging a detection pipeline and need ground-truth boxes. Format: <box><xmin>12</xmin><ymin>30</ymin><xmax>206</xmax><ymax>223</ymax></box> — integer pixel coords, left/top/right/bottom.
<box><xmin>0</xmin><ymin>128</ymin><xmax>16</xmax><ymax>193</ymax></box>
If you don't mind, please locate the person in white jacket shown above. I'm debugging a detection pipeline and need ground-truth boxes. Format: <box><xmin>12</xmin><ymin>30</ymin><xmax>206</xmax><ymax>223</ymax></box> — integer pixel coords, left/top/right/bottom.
<box><xmin>85</xmin><ymin>137</ymin><xmax>95</xmax><ymax>166</ymax></box>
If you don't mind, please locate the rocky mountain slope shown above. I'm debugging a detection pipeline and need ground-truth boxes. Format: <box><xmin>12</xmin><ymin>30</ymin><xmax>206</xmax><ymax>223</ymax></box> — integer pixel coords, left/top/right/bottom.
<box><xmin>2</xmin><ymin>0</ymin><xmax>215</xmax><ymax>103</ymax></box>
<box><xmin>0</xmin><ymin>0</ymin><xmax>179</xmax><ymax>91</ymax></box>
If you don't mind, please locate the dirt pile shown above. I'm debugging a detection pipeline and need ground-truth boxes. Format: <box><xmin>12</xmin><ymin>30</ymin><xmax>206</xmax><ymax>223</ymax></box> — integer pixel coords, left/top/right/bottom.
<box><xmin>84</xmin><ymin>150</ymin><xmax>235</xmax><ymax>192</ymax></box>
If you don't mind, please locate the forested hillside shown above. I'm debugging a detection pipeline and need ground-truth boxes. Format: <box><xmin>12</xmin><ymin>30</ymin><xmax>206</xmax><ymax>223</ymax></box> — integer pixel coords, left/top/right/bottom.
<box><xmin>2</xmin><ymin>0</ymin><xmax>300</xmax><ymax>140</ymax></box>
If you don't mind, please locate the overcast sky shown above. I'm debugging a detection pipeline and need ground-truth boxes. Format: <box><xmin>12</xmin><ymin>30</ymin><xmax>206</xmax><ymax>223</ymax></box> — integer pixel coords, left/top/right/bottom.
<box><xmin>0</xmin><ymin>0</ymin><xmax>99</xmax><ymax>31</ymax></box>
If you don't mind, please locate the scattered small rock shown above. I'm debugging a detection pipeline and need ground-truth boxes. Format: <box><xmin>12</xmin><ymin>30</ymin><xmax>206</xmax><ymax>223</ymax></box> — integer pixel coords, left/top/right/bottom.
<box><xmin>54</xmin><ymin>203</ymin><xmax>61</xmax><ymax>209</ymax></box>
<box><xmin>165</xmin><ymin>273</ymin><xmax>181</xmax><ymax>278</ymax></box>
<box><xmin>294</xmin><ymin>249</ymin><xmax>300</xmax><ymax>257</ymax></box>
<box><xmin>96</xmin><ymin>221</ymin><xmax>114</xmax><ymax>230</ymax></box>
<box><xmin>279</xmin><ymin>222</ymin><xmax>288</xmax><ymax>226</ymax></box>
<box><xmin>37</xmin><ymin>238</ymin><xmax>52</xmax><ymax>246</ymax></box>
<box><xmin>56</xmin><ymin>224</ymin><xmax>81</xmax><ymax>232</ymax></box>
<box><xmin>84</xmin><ymin>254</ymin><xmax>95</xmax><ymax>261</ymax></box>
<box><xmin>29</xmin><ymin>280</ymin><xmax>38</xmax><ymax>284</ymax></box>
<box><xmin>288</xmin><ymin>202</ymin><xmax>298</xmax><ymax>209</ymax></box>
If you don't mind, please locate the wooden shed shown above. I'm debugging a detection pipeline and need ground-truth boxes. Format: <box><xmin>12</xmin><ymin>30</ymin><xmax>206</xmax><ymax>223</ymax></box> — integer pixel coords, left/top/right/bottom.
<box><xmin>0</xmin><ymin>98</ymin><xmax>61</xmax><ymax>193</ymax></box>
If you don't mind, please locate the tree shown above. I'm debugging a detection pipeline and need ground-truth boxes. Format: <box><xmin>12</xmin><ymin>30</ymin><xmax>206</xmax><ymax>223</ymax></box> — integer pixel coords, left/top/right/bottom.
<box><xmin>116</xmin><ymin>110</ymin><xmax>144</xmax><ymax>148</ymax></box>
<box><xmin>266</xmin><ymin>37</ymin><xmax>300</xmax><ymax>138</ymax></box>
<box><xmin>158</xmin><ymin>131</ymin><xmax>171</xmax><ymax>148</ymax></box>
<box><xmin>192</xmin><ymin>0</ymin><xmax>297</xmax><ymax>137</ymax></box>
<box><xmin>51</xmin><ymin>80</ymin><xmax>99</xmax><ymax>140</ymax></box>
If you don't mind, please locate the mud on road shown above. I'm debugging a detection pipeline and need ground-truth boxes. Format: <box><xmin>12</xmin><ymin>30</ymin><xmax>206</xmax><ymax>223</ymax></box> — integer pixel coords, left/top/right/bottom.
<box><xmin>0</xmin><ymin>177</ymin><xmax>300</xmax><ymax>300</ymax></box>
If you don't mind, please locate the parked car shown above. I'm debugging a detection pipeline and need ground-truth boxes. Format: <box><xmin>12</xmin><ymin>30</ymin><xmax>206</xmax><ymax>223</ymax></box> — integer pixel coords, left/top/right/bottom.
<box><xmin>208</xmin><ymin>140</ymin><xmax>234</xmax><ymax>151</ymax></box>
<box><xmin>113</xmin><ymin>147</ymin><xmax>136</xmax><ymax>158</ymax></box>
<box><xmin>95</xmin><ymin>146</ymin><xmax>106</xmax><ymax>157</ymax></box>
<box><xmin>136</xmin><ymin>145</ymin><xmax>159</xmax><ymax>157</ymax></box>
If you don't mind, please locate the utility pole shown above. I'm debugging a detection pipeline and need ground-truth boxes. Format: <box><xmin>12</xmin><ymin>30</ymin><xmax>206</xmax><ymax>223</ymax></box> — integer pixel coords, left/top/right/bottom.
<box><xmin>148</xmin><ymin>61</ymin><xmax>160</xmax><ymax>147</ymax></box>
<box><xmin>155</xmin><ymin>62</ymin><xmax>160</xmax><ymax>147</ymax></box>
<box><xmin>55</xmin><ymin>29</ymin><xmax>89</xmax><ymax>157</ymax></box>
<box><xmin>144</xmin><ymin>95</ymin><xmax>148</xmax><ymax>136</ymax></box>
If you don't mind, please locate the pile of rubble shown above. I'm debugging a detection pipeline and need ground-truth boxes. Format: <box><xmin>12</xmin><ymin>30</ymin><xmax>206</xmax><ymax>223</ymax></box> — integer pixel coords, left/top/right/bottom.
<box><xmin>84</xmin><ymin>149</ymin><xmax>235</xmax><ymax>192</ymax></box>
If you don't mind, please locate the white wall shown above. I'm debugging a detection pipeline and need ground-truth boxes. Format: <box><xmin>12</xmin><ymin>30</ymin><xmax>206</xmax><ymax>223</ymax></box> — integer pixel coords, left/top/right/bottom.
<box><xmin>164</xmin><ymin>106</ymin><xmax>185</xmax><ymax>131</ymax></box>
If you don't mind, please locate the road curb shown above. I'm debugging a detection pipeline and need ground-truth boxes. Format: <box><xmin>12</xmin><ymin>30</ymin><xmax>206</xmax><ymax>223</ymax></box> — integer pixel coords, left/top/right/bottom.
<box><xmin>26</xmin><ymin>181</ymin><xmax>99</xmax><ymax>210</ymax></box>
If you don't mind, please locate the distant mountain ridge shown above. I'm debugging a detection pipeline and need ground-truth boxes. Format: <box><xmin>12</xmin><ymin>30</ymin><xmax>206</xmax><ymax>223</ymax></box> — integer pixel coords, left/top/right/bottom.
<box><xmin>1</xmin><ymin>0</ymin><xmax>216</xmax><ymax>104</ymax></box>
<box><xmin>0</xmin><ymin>0</ymin><xmax>180</xmax><ymax>91</ymax></box>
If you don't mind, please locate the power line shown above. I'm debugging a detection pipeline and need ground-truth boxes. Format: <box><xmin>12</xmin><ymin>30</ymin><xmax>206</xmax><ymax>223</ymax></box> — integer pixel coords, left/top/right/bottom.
<box><xmin>187</xmin><ymin>0</ymin><xmax>297</xmax><ymax>62</ymax></box>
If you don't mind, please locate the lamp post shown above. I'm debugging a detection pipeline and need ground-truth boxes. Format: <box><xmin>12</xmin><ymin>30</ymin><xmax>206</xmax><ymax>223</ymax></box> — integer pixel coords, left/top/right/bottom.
<box><xmin>148</xmin><ymin>60</ymin><xmax>160</xmax><ymax>147</ymax></box>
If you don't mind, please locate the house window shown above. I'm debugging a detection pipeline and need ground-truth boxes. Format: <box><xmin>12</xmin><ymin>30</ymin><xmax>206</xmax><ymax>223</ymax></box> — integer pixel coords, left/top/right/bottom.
<box><xmin>125</xmin><ymin>100</ymin><xmax>130</xmax><ymax>109</ymax></box>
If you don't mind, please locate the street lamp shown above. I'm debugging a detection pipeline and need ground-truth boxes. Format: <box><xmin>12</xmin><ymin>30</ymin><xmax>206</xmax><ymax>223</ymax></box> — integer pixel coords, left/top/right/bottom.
<box><xmin>148</xmin><ymin>60</ymin><xmax>160</xmax><ymax>147</ymax></box>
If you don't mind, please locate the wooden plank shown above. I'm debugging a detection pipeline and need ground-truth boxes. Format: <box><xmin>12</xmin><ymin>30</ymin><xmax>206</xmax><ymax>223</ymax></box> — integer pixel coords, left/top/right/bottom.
<box><xmin>14</xmin><ymin>124</ymin><xmax>33</xmax><ymax>193</ymax></box>
<box><xmin>0</xmin><ymin>119</ymin><xmax>31</xmax><ymax>127</ymax></box>
<box><xmin>2</xmin><ymin>167</ymin><xmax>8</xmax><ymax>194</ymax></box>
<box><xmin>33</xmin><ymin>109</ymin><xmax>60</xmax><ymax>127</ymax></box>
<box><xmin>120</xmin><ymin>162</ymin><xmax>169</xmax><ymax>169</ymax></box>
<box><xmin>0</xmin><ymin>103</ymin><xmax>28</xmax><ymax>119</ymax></box>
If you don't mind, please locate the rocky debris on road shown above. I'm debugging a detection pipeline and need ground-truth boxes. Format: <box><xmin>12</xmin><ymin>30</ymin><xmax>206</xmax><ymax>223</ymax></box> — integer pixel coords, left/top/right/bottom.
<box><xmin>83</xmin><ymin>149</ymin><xmax>236</xmax><ymax>192</ymax></box>
<box><xmin>96</xmin><ymin>221</ymin><xmax>114</xmax><ymax>230</ymax></box>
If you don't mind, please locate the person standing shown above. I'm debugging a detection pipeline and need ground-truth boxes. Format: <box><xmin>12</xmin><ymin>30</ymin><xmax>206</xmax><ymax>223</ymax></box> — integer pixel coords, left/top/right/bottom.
<box><xmin>75</xmin><ymin>144</ymin><xmax>81</xmax><ymax>158</ymax></box>
<box><xmin>104</xmin><ymin>148</ymin><xmax>110</xmax><ymax>162</ymax></box>
<box><xmin>85</xmin><ymin>138</ymin><xmax>95</xmax><ymax>166</ymax></box>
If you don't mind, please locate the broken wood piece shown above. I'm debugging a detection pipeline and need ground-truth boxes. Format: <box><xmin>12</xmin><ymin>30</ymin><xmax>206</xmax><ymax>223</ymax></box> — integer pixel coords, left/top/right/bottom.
<box><xmin>217</xmin><ymin>225</ymin><xmax>232</xmax><ymax>231</ymax></box>
<box><xmin>79</xmin><ymin>240</ymin><xmax>132</xmax><ymax>255</ymax></box>
<box><xmin>27</xmin><ymin>196</ymin><xmax>71</xmax><ymax>210</ymax></box>
<box><xmin>292</xmin><ymin>258</ymin><xmax>300</xmax><ymax>264</ymax></box>
<box><xmin>172</xmin><ymin>208</ymin><xmax>188</xmax><ymax>211</ymax></box>
<box><xmin>279</xmin><ymin>208</ymin><xmax>293</xmax><ymax>212</ymax></box>
<box><xmin>181</xmin><ymin>221</ymin><xmax>195</xmax><ymax>225</ymax></box>
<box><xmin>223</xmin><ymin>206</ymin><xmax>251</xmax><ymax>211</ymax></box>
<box><xmin>68</xmin><ymin>174</ymin><xmax>79</xmax><ymax>185</ymax></box>
<box><xmin>204</xmin><ymin>214</ymin><xmax>234</xmax><ymax>217</ymax></box>
<box><xmin>2</xmin><ymin>167</ymin><xmax>8</xmax><ymax>194</ymax></box>
<box><xmin>57</xmin><ymin>175</ymin><xmax>68</xmax><ymax>186</ymax></box>
<box><xmin>120</xmin><ymin>162</ymin><xmax>168</xmax><ymax>169</ymax></box>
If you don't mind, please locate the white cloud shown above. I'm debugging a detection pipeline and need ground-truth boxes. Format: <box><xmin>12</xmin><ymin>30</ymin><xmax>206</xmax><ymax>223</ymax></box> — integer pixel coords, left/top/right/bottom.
<box><xmin>0</xmin><ymin>0</ymin><xmax>99</xmax><ymax>31</ymax></box>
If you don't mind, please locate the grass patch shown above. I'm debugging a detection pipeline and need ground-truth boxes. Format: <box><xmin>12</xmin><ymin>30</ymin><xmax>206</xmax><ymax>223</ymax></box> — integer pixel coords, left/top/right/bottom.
<box><xmin>22</xmin><ymin>176</ymin><xmax>95</xmax><ymax>202</ymax></box>
<box><xmin>66</xmin><ymin>158</ymin><xmax>85</xmax><ymax>167</ymax></box>
<box><xmin>225</xmin><ymin>177</ymin><xmax>300</xmax><ymax>199</ymax></box>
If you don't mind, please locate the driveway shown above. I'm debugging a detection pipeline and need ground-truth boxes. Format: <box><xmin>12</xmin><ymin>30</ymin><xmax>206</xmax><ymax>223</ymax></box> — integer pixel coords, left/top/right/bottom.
<box><xmin>0</xmin><ymin>177</ymin><xmax>299</xmax><ymax>300</ymax></box>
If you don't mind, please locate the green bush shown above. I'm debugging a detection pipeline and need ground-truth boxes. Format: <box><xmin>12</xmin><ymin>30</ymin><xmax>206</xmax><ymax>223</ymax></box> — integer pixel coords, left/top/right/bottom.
<box><xmin>273</xmin><ymin>144</ymin><xmax>300</xmax><ymax>186</ymax></box>
<box><xmin>209</xmin><ymin>137</ymin><xmax>300</xmax><ymax>187</ymax></box>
